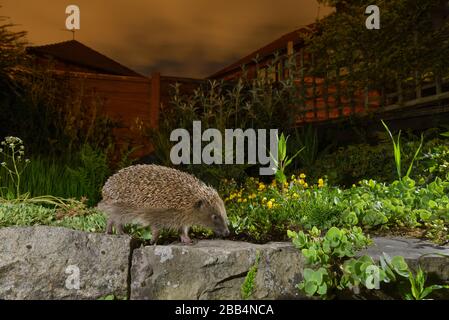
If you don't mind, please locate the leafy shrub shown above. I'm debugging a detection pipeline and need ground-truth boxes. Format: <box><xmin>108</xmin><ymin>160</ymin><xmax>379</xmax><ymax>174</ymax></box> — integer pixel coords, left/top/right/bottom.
<box><xmin>288</xmin><ymin>226</ymin><xmax>449</xmax><ymax>300</ymax></box>
<box><xmin>0</xmin><ymin>139</ymin><xmax>110</xmax><ymax>206</ymax></box>
<box><xmin>307</xmin><ymin>138</ymin><xmax>449</xmax><ymax>187</ymax></box>
<box><xmin>1</xmin><ymin>14</ymin><xmax>118</xmax><ymax>164</ymax></box>
<box><xmin>142</xmin><ymin>55</ymin><xmax>304</xmax><ymax>186</ymax></box>
<box><xmin>0</xmin><ymin>202</ymin><xmax>105</xmax><ymax>232</ymax></box>
<box><xmin>288</xmin><ymin>226</ymin><xmax>373</xmax><ymax>299</ymax></box>
<box><xmin>66</xmin><ymin>144</ymin><xmax>110</xmax><ymax>204</ymax></box>
<box><xmin>223</xmin><ymin>172</ymin><xmax>449</xmax><ymax>244</ymax></box>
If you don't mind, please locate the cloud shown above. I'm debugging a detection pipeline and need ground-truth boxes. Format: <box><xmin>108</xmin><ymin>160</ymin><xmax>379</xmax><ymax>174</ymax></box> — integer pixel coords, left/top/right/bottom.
<box><xmin>2</xmin><ymin>0</ymin><xmax>332</xmax><ymax>78</ymax></box>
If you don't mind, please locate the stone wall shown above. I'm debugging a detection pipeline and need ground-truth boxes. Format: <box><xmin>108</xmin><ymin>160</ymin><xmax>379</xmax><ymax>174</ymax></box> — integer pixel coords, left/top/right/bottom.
<box><xmin>0</xmin><ymin>226</ymin><xmax>448</xmax><ymax>300</ymax></box>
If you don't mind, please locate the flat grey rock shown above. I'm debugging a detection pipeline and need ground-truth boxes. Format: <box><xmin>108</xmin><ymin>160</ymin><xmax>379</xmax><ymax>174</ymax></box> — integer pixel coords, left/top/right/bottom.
<box><xmin>0</xmin><ymin>226</ymin><xmax>132</xmax><ymax>300</ymax></box>
<box><xmin>130</xmin><ymin>240</ymin><xmax>306</xmax><ymax>300</ymax></box>
<box><xmin>359</xmin><ymin>237</ymin><xmax>449</xmax><ymax>281</ymax></box>
<box><xmin>361</xmin><ymin>237</ymin><xmax>449</xmax><ymax>259</ymax></box>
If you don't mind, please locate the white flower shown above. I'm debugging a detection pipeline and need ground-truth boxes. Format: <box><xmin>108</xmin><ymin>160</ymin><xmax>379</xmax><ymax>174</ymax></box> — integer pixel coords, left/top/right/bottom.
<box><xmin>5</xmin><ymin>136</ymin><xmax>22</xmax><ymax>145</ymax></box>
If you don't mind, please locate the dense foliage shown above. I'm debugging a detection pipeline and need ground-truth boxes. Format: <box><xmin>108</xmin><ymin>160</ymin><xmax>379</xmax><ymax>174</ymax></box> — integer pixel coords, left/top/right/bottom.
<box><xmin>145</xmin><ymin>54</ymin><xmax>305</xmax><ymax>186</ymax></box>
<box><xmin>307</xmin><ymin>136</ymin><xmax>449</xmax><ymax>187</ymax></box>
<box><xmin>222</xmin><ymin>173</ymin><xmax>449</xmax><ymax>244</ymax></box>
<box><xmin>289</xmin><ymin>226</ymin><xmax>448</xmax><ymax>299</ymax></box>
<box><xmin>310</xmin><ymin>0</ymin><xmax>449</xmax><ymax>93</ymax></box>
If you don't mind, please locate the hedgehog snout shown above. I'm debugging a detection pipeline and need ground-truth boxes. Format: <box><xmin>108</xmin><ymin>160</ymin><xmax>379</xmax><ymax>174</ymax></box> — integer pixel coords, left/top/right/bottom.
<box><xmin>215</xmin><ymin>224</ymin><xmax>230</xmax><ymax>237</ymax></box>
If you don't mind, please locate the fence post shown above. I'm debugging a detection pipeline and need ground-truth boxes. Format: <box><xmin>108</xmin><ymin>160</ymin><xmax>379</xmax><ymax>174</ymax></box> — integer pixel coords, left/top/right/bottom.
<box><xmin>150</xmin><ymin>71</ymin><xmax>161</xmax><ymax>129</ymax></box>
<box><xmin>324</xmin><ymin>71</ymin><xmax>330</xmax><ymax>119</ymax></box>
<box><xmin>364</xmin><ymin>86</ymin><xmax>370</xmax><ymax>112</ymax></box>
<box><xmin>336</xmin><ymin>67</ymin><xmax>342</xmax><ymax>117</ymax></box>
<box><xmin>299</xmin><ymin>49</ymin><xmax>306</xmax><ymax>120</ymax></box>
<box><xmin>312</xmin><ymin>54</ymin><xmax>318</xmax><ymax>120</ymax></box>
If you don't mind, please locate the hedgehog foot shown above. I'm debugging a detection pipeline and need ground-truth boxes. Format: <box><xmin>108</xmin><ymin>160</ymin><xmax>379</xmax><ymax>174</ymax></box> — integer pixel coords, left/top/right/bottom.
<box><xmin>180</xmin><ymin>235</ymin><xmax>193</xmax><ymax>245</ymax></box>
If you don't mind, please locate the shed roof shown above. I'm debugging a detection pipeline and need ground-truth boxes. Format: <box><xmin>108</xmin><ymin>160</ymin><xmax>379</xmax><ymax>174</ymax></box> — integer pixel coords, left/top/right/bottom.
<box><xmin>209</xmin><ymin>25</ymin><xmax>314</xmax><ymax>79</ymax></box>
<box><xmin>27</xmin><ymin>40</ymin><xmax>143</xmax><ymax>77</ymax></box>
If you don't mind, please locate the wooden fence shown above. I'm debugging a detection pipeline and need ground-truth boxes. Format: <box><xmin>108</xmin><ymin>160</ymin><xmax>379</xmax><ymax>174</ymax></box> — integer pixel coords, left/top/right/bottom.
<box><xmin>295</xmin><ymin>49</ymin><xmax>449</xmax><ymax>125</ymax></box>
<box><xmin>55</xmin><ymin>70</ymin><xmax>203</xmax><ymax>158</ymax></box>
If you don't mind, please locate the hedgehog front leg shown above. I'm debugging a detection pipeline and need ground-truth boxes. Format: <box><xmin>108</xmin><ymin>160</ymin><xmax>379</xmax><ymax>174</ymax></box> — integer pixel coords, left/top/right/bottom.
<box><xmin>150</xmin><ymin>226</ymin><xmax>160</xmax><ymax>245</ymax></box>
<box><xmin>116</xmin><ymin>223</ymin><xmax>125</xmax><ymax>235</ymax></box>
<box><xmin>106</xmin><ymin>219</ymin><xmax>114</xmax><ymax>234</ymax></box>
<box><xmin>180</xmin><ymin>226</ymin><xmax>192</xmax><ymax>244</ymax></box>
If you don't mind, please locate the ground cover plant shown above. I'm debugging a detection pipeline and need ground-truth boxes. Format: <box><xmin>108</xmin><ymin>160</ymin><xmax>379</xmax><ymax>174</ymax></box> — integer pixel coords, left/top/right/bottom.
<box><xmin>288</xmin><ymin>226</ymin><xmax>449</xmax><ymax>299</ymax></box>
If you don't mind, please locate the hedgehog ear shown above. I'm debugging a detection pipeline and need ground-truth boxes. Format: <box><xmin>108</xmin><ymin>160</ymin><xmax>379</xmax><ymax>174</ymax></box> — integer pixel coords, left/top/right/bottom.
<box><xmin>194</xmin><ymin>199</ymin><xmax>205</xmax><ymax>209</ymax></box>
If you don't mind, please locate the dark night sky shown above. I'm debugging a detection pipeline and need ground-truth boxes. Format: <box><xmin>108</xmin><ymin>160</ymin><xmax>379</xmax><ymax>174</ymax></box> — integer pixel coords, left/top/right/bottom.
<box><xmin>2</xmin><ymin>0</ymin><xmax>332</xmax><ymax>78</ymax></box>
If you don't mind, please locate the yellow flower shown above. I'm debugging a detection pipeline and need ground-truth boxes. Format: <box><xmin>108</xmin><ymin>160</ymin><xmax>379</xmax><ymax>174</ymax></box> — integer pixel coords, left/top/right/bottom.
<box><xmin>299</xmin><ymin>179</ymin><xmax>305</xmax><ymax>185</ymax></box>
<box><xmin>249</xmin><ymin>193</ymin><xmax>257</xmax><ymax>199</ymax></box>
<box><xmin>237</xmin><ymin>198</ymin><xmax>242</xmax><ymax>203</ymax></box>
<box><xmin>318</xmin><ymin>178</ymin><xmax>324</xmax><ymax>187</ymax></box>
<box><xmin>258</xmin><ymin>183</ymin><xmax>266</xmax><ymax>191</ymax></box>
<box><xmin>292</xmin><ymin>192</ymin><xmax>299</xmax><ymax>198</ymax></box>
<box><xmin>271</xmin><ymin>179</ymin><xmax>277</xmax><ymax>187</ymax></box>
<box><xmin>352</xmin><ymin>184</ymin><xmax>356</xmax><ymax>188</ymax></box>
<box><xmin>267</xmin><ymin>201</ymin><xmax>273</xmax><ymax>209</ymax></box>
<box><xmin>300</xmin><ymin>173</ymin><xmax>306</xmax><ymax>179</ymax></box>
<box><xmin>262</xmin><ymin>197</ymin><xmax>267</xmax><ymax>203</ymax></box>
<box><xmin>304</xmin><ymin>183</ymin><xmax>309</xmax><ymax>188</ymax></box>
<box><xmin>243</xmin><ymin>198</ymin><xmax>248</xmax><ymax>203</ymax></box>
<box><xmin>291</xmin><ymin>174</ymin><xmax>296</xmax><ymax>180</ymax></box>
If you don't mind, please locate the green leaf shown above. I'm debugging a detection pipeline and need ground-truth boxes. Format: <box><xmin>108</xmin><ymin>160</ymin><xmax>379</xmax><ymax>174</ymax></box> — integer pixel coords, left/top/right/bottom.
<box><xmin>317</xmin><ymin>283</ymin><xmax>328</xmax><ymax>295</ymax></box>
<box><xmin>303</xmin><ymin>268</ymin><xmax>315</xmax><ymax>281</ymax></box>
<box><xmin>288</xmin><ymin>146</ymin><xmax>305</xmax><ymax>163</ymax></box>
<box><xmin>406</xmin><ymin>134</ymin><xmax>423</xmax><ymax>178</ymax></box>
<box><xmin>390</xmin><ymin>256</ymin><xmax>410</xmax><ymax>278</ymax></box>
<box><xmin>310</xmin><ymin>226</ymin><xmax>320</xmax><ymax>237</ymax></box>
<box><xmin>287</xmin><ymin>230</ymin><xmax>296</xmax><ymax>239</ymax></box>
<box><xmin>304</xmin><ymin>281</ymin><xmax>318</xmax><ymax>296</ymax></box>
<box><xmin>311</xmin><ymin>269</ymin><xmax>324</xmax><ymax>283</ymax></box>
<box><xmin>278</xmin><ymin>133</ymin><xmax>287</xmax><ymax>162</ymax></box>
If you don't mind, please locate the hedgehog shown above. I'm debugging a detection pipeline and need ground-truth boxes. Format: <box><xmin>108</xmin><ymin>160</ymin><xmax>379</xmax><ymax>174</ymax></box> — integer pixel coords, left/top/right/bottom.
<box><xmin>97</xmin><ymin>164</ymin><xmax>230</xmax><ymax>244</ymax></box>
